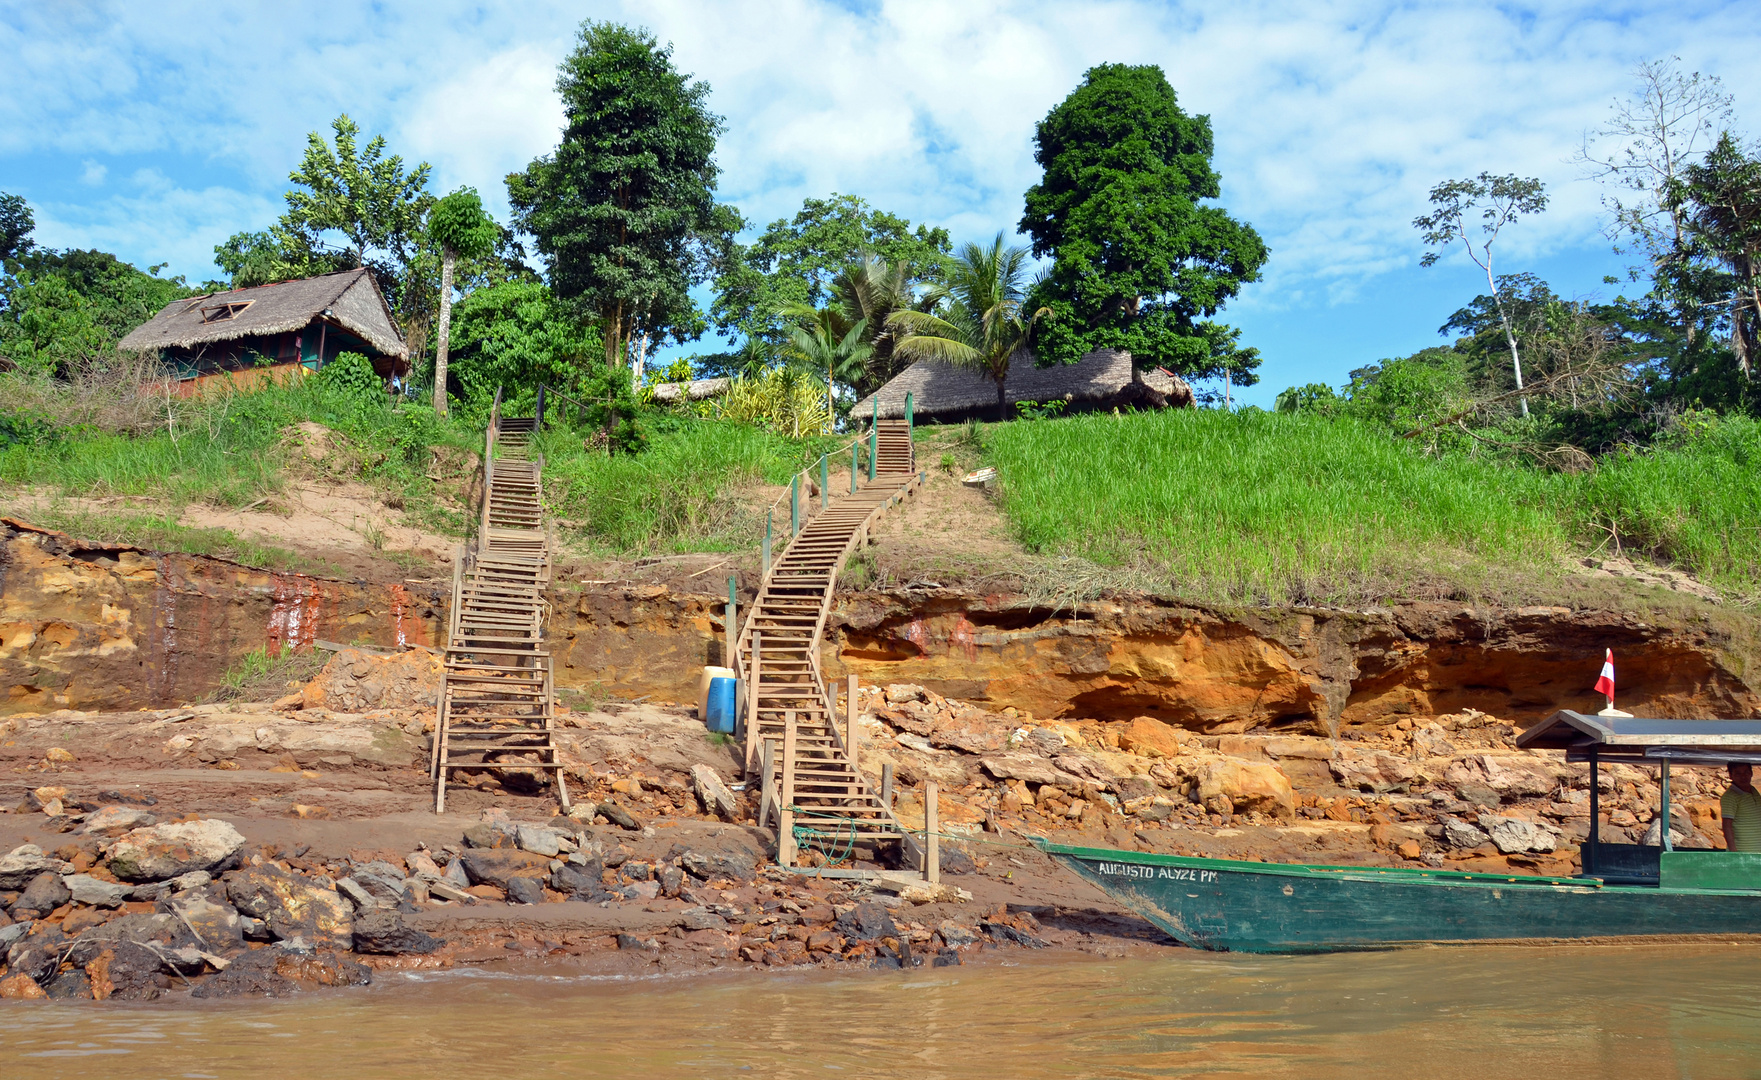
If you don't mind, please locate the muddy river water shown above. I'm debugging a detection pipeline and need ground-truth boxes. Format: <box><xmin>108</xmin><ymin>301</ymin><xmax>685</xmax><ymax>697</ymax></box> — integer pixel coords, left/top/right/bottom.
<box><xmin>5</xmin><ymin>945</ymin><xmax>1760</xmax><ymax>1078</ymax></box>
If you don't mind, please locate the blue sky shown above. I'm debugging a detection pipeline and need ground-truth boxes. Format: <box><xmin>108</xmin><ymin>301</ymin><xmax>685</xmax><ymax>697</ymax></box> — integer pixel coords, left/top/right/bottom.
<box><xmin>2</xmin><ymin>1</ymin><xmax>1753</xmax><ymax>406</ymax></box>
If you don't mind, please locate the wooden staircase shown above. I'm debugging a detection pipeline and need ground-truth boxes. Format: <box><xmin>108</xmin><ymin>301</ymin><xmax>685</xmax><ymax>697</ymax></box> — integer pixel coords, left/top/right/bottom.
<box><xmin>736</xmin><ymin>418</ymin><xmax>922</xmax><ymax>866</ymax></box>
<box><xmin>431</xmin><ymin>395</ymin><xmax>570</xmax><ymax>813</ymax></box>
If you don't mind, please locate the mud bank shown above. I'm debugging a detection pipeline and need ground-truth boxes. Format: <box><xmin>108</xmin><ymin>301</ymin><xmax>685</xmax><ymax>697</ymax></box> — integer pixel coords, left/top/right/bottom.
<box><xmin>6</xmin><ymin>520</ymin><xmax>1758</xmax><ymax>728</ymax></box>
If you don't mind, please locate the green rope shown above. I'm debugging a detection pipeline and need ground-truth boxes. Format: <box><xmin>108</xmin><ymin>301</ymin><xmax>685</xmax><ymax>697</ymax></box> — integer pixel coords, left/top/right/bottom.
<box><xmin>787</xmin><ymin>805</ymin><xmax>862</xmax><ymax>868</ymax></box>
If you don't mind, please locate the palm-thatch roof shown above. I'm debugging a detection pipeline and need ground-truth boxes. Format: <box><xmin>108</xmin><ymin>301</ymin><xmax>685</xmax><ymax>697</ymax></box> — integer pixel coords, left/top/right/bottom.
<box><xmin>851</xmin><ymin>348</ymin><xmax>1188</xmax><ymax>421</ymax></box>
<box><xmin>118</xmin><ymin>268</ymin><xmax>408</xmax><ymax>360</ymax></box>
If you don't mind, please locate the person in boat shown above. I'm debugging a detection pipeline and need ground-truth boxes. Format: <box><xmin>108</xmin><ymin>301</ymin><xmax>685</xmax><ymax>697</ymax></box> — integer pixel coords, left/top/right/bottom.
<box><xmin>1721</xmin><ymin>763</ymin><xmax>1761</xmax><ymax>852</ymax></box>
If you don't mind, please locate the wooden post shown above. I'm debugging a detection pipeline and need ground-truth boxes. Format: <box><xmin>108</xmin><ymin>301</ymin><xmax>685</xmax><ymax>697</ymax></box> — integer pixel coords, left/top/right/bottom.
<box><xmin>535</xmin><ymin>382</ymin><xmax>546</xmax><ymax>428</ymax></box>
<box><xmin>924</xmin><ymin>780</ymin><xmax>940</xmax><ymax>884</ymax></box>
<box><xmin>881</xmin><ymin>762</ymin><xmax>894</xmax><ymax>809</ymax></box>
<box><xmin>846</xmin><ymin>673</ymin><xmax>859</xmax><ymax>778</ymax></box>
<box><xmin>820</xmin><ymin>454</ymin><xmax>829</xmax><ymax>514</ymax></box>
<box><xmin>722</xmin><ymin>577</ymin><xmax>736</xmax><ymax>669</ymax></box>
<box><xmin>778</xmin><ymin>711</ymin><xmax>799</xmax><ymax>867</ymax></box>
<box><xmin>869</xmin><ymin>398</ymin><xmax>877</xmax><ymax>481</ymax></box>
<box><xmin>758</xmin><ymin>738</ymin><xmax>777</xmax><ymax>829</ymax></box>
<box><xmin>763</xmin><ymin>512</ymin><xmax>772</xmax><ymax>576</ymax></box>
<box><xmin>744</xmin><ymin>629</ymin><xmax>762</xmax><ymax>777</ymax></box>
<box><xmin>1587</xmin><ymin>749</ymin><xmax>1600</xmax><ymax>873</ymax></box>
<box><xmin>1660</xmin><ymin>757</ymin><xmax>1673</xmax><ymax>852</ymax></box>
<box><xmin>790</xmin><ymin>474</ymin><xmax>800</xmax><ymax>536</ymax></box>
<box><xmin>850</xmin><ymin>440</ymin><xmax>859</xmax><ymax>493</ymax></box>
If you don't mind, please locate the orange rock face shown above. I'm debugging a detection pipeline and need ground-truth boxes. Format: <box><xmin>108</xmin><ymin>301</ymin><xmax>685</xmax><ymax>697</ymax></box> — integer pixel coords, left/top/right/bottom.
<box><xmin>0</xmin><ymin>521</ymin><xmax>441</xmax><ymax>714</ymax></box>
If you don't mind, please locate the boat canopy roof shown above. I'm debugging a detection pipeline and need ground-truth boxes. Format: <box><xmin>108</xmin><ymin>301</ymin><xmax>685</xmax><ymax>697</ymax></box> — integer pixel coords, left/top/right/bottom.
<box><xmin>1518</xmin><ymin>710</ymin><xmax>1761</xmax><ymax>764</ymax></box>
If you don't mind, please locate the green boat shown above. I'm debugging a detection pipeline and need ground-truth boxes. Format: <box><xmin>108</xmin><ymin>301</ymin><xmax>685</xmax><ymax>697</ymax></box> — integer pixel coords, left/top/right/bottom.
<box><xmin>1036</xmin><ymin>711</ymin><xmax>1761</xmax><ymax>953</ymax></box>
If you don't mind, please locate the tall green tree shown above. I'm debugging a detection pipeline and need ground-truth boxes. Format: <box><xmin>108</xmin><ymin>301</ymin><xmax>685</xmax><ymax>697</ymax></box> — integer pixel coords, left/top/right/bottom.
<box><xmin>508</xmin><ymin>21</ymin><xmax>739</xmax><ymax>373</ymax></box>
<box><xmin>889</xmin><ymin>233</ymin><xmax>1047</xmax><ymax>420</ymax></box>
<box><xmin>427</xmin><ymin>187</ymin><xmax>500</xmax><ymax>416</ymax></box>
<box><xmin>1679</xmin><ymin>132</ymin><xmax>1761</xmax><ymax>380</ymax></box>
<box><xmin>0</xmin><ymin>192</ymin><xmax>34</xmax><ymax>268</ymax></box>
<box><xmin>712</xmin><ymin>194</ymin><xmax>949</xmax><ymax>349</ymax></box>
<box><xmin>280</xmin><ymin>115</ymin><xmax>434</xmax><ymax>277</ymax></box>
<box><xmin>1415</xmin><ymin>172</ymin><xmax>1549</xmax><ymax>417</ymax></box>
<box><xmin>1020</xmin><ymin>64</ymin><xmax>1267</xmax><ymax>385</ymax></box>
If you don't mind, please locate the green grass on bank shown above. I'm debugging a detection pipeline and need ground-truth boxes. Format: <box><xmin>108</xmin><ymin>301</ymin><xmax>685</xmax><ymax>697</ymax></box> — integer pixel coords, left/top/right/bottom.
<box><xmin>984</xmin><ymin>409</ymin><xmax>1761</xmax><ymax>605</ymax></box>
<box><xmin>0</xmin><ymin>374</ymin><xmax>845</xmax><ymax>561</ymax></box>
<box><xmin>537</xmin><ymin>418</ymin><xmax>842</xmax><ymax>555</ymax></box>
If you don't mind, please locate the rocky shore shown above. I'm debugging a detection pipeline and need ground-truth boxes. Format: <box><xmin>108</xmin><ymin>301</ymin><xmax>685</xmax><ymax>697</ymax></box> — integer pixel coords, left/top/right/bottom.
<box><xmin>0</xmin><ymin>644</ymin><xmax>1719</xmax><ymax>1002</ymax></box>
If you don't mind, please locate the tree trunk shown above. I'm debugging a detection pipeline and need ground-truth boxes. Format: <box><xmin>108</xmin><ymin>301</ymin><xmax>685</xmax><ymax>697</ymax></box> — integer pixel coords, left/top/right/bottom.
<box><xmin>432</xmin><ymin>247</ymin><xmax>455</xmax><ymax>417</ymax></box>
<box><xmin>997</xmin><ymin>376</ymin><xmax>1008</xmax><ymax>421</ymax></box>
<box><xmin>1488</xmin><ymin>271</ymin><xmax>1530</xmax><ymax>418</ymax></box>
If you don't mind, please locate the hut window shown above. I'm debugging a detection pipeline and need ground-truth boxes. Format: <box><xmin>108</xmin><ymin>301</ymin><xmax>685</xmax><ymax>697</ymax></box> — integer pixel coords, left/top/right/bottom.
<box><xmin>200</xmin><ymin>301</ymin><xmax>254</xmax><ymax>323</ymax></box>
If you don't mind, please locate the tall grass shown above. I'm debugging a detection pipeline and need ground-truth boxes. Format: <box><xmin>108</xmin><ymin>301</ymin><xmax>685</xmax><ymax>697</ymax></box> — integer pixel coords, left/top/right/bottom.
<box><xmin>985</xmin><ymin>408</ymin><xmax>1761</xmax><ymax>604</ymax></box>
<box><xmin>540</xmin><ymin>419</ymin><xmax>840</xmax><ymax>554</ymax></box>
<box><xmin>1581</xmin><ymin>415</ymin><xmax>1761</xmax><ymax>595</ymax></box>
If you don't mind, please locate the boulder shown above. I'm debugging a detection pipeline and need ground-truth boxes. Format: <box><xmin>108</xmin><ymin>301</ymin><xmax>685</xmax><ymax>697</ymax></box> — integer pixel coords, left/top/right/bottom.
<box><xmin>463</xmin><ymin>821</ymin><xmax>516</xmax><ymax>849</ymax></box>
<box><xmin>0</xmin><ymin>972</ymin><xmax>48</xmax><ymax>999</ymax></box>
<box><xmin>169</xmin><ymin>891</ymin><xmax>244</xmax><ymax>951</ymax></box>
<box><xmin>1482</xmin><ymin>815</ymin><xmax>1558</xmax><ymax>855</ymax></box>
<box><xmin>84</xmin><ymin>941</ymin><xmax>167</xmax><ymax>1000</ymax></box>
<box><xmin>977</xmin><ymin>753</ymin><xmax>1085</xmax><ymax>788</ymax></box>
<box><xmin>106</xmin><ymin>819</ymin><xmax>246</xmax><ymax>882</ymax></box>
<box><xmin>1329</xmin><ymin>749</ymin><xmax>1418</xmax><ymax>794</ymax></box>
<box><xmin>80</xmin><ymin>806</ymin><xmax>158</xmax><ymax>835</ymax></box>
<box><xmin>11</xmin><ymin>871</ymin><xmax>71</xmax><ymax>917</ymax></box>
<box><xmin>938</xmin><ymin>920</ymin><xmax>980</xmax><ymax>946</ymax></box>
<box><xmin>680</xmin><ymin>849</ymin><xmax>756</xmax><ymax>882</ymax></box>
<box><xmin>458</xmin><ymin>849</ymin><xmax>552</xmax><ymax>890</ymax></box>
<box><xmin>505</xmin><ymin>877</ymin><xmax>544</xmax><ymax>905</ymax></box>
<box><xmin>1444</xmin><ymin>754</ymin><xmax>1560</xmax><ymax>799</ymax></box>
<box><xmin>62</xmin><ymin>873</ymin><xmax>130</xmax><ymax>908</ymax></box>
<box><xmin>516</xmin><ymin>825</ymin><xmax>562</xmax><ymax>857</ymax></box>
<box><xmin>599</xmin><ymin>803</ymin><xmax>643</xmax><ymax>831</ymax></box>
<box><xmin>0</xmin><ymin>844</ymin><xmax>66</xmax><ymax>890</ymax></box>
<box><xmin>225</xmin><ymin>866</ymin><xmax>354</xmax><ymax>949</ymax></box>
<box><xmin>692</xmin><ymin>764</ymin><xmax>739</xmax><ymax>821</ymax></box>
<box><xmin>834</xmin><ymin>901</ymin><xmax>898</xmax><ymax>942</ymax></box>
<box><xmin>1441</xmin><ymin>818</ymin><xmax>1489</xmax><ymax>849</ymax></box>
<box><xmin>550</xmin><ymin>864</ymin><xmax>609</xmax><ymax>900</ymax></box>
<box><xmin>1410</xmin><ymin>724</ymin><xmax>1455</xmax><ymax>757</ymax></box>
<box><xmin>1197</xmin><ymin>758</ymin><xmax>1295</xmax><ymax>819</ymax></box>
<box><xmin>351</xmin><ymin>911</ymin><xmax>443</xmax><ymax>955</ymax></box>
<box><xmin>1114</xmin><ymin>716</ymin><xmax>1185</xmax><ymax>758</ymax></box>
<box><xmin>678</xmin><ymin>907</ymin><xmax>727</xmax><ymax>931</ymax></box>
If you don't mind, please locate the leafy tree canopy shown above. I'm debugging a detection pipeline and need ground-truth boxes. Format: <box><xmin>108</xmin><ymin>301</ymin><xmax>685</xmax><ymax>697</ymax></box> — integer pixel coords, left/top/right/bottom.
<box><xmin>0</xmin><ymin>197</ymin><xmax>204</xmax><ymax>375</ymax></box>
<box><xmin>448</xmin><ymin>279</ymin><xmax>605</xmax><ymax>408</ymax></box>
<box><xmin>0</xmin><ymin>192</ymin><xmax>34</xmax><ymax>266</ymax></box>
<box><xmin>1021</xmin><ymin>63</ymin><xmax>1268</xmax><ymax>382</ymax></box>
<box><xmin>508</xmin><ymin>21</ymin><xmax>739</xmax><ymax>370</ymax></box>
<box><xmin>711</xmin><ymin>193</ymin><xmax>950</xmax><ymax>348</ymax></box>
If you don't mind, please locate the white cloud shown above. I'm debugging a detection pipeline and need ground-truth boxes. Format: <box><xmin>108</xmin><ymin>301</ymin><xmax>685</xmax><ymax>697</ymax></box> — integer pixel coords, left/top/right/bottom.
<box><xmin>79</xmin><ymin>160</ymin><xmax>106</xmax><ymax>186</ymax></box>
<box><xmin>2</xmin><ymin>0</ymin><xmax>1755</xmax><ymax>335</ymax></box>
<box><xmin>33</xmin><ymin>169</ymin><xmax>280</xmax><ymax>283</ymax></box>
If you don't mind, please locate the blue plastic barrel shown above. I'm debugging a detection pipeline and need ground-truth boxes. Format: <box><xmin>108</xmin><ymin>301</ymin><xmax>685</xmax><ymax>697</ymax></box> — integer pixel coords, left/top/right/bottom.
<box><xmin>706</xmin><ymin>677</ymin><xmax>737</xmax><ymax>734</ymax></box>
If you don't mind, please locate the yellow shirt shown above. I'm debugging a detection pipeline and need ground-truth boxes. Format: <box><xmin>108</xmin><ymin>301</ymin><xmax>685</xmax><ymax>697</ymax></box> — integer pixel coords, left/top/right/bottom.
<box><xmin>1720</xmin><ymin>786</ymin><xmax>1761</xmax><ymax>852</ymax></box>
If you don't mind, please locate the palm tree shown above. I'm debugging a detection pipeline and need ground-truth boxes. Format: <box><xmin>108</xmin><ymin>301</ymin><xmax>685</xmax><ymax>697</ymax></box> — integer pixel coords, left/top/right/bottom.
<box><xmin>778</xmin><ymin>302</ymin><xmax>873</xmax><ymax>396</ymax></box>
<box><xmin>887</xmin><ymin>233</ymin><xmax>1047</xmax><ymax>421</ymax></box>
<box><xmin>1680</xmin><ymin>132</ymin><xmax>1761</xmax><ymax>378</ymax></box>
<box><xmin>830</xmin><ymin>253</ymin><xmax>927</xmax><ymax>395</ymax></box>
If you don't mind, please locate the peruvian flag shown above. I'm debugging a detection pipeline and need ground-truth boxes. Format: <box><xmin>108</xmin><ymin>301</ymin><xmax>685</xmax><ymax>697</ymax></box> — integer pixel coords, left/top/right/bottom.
<box><xmin>1594</xmin><ymin>649</ymin><xmax>1616</xmax><ymax>701</ymax></box>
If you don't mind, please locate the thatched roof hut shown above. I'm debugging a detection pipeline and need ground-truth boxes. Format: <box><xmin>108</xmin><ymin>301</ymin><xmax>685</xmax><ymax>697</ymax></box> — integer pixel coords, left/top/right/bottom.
<box><xmin>120</xmin><ymin>268</ymin><xmax>409</xmax><ymax>391</ymax></box>
<box><xmin>851</xmin><ymin>348</ymin><xmax>1193</xmax><ymax>422</ymax></box>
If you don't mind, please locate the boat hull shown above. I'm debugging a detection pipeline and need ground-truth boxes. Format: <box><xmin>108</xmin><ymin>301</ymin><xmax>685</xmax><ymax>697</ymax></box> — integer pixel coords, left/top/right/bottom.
<box><xmin>1039</xmin><ymin>842</ymin><xmax>1761</xmax><ymax>954</ymax></box>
